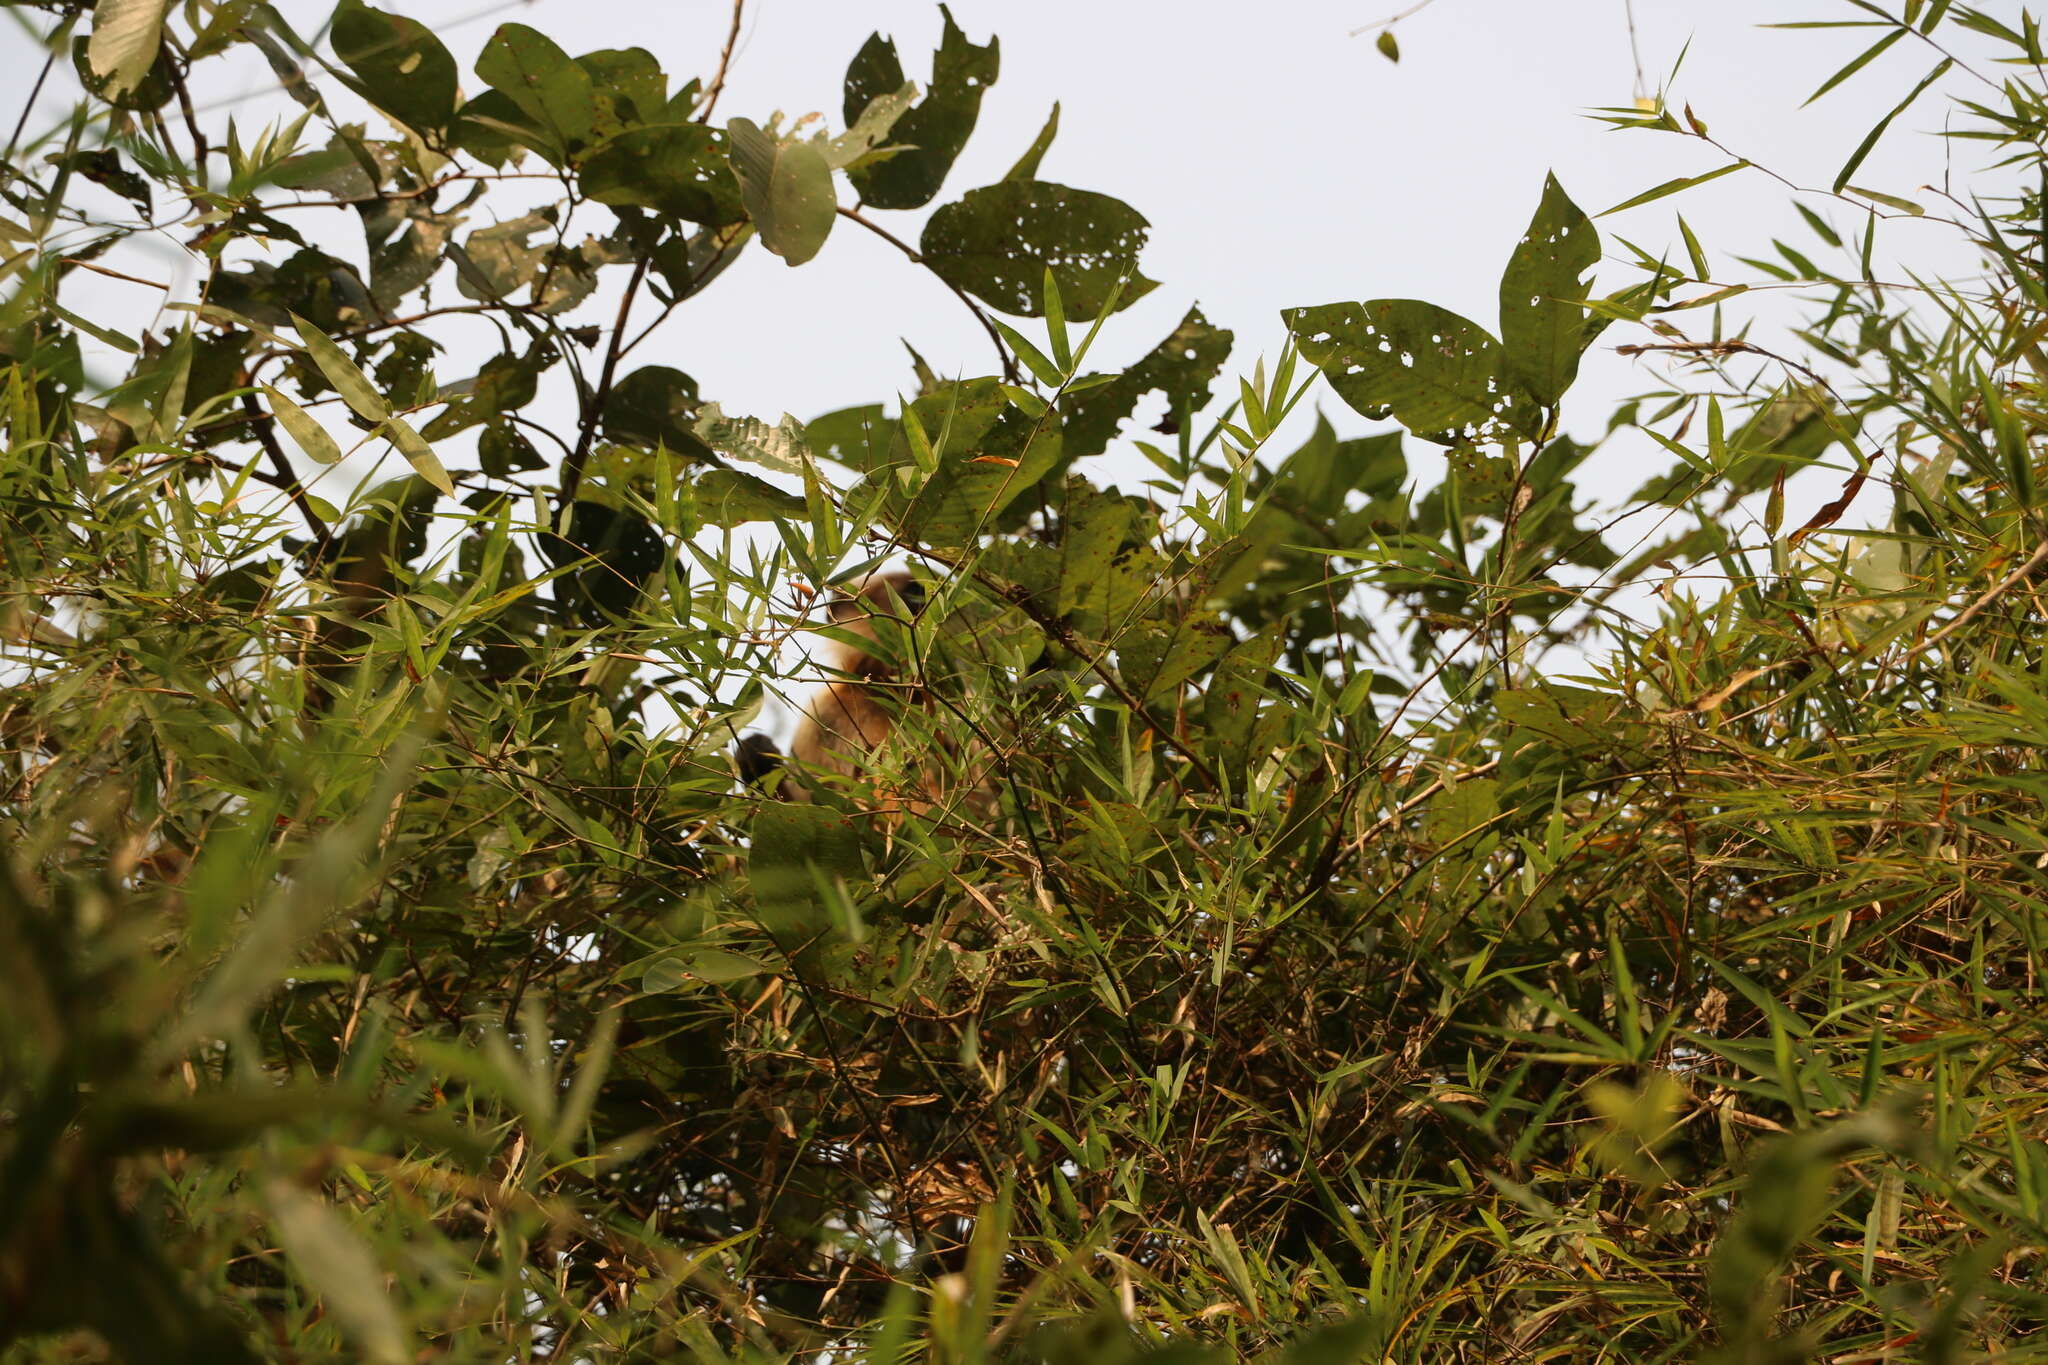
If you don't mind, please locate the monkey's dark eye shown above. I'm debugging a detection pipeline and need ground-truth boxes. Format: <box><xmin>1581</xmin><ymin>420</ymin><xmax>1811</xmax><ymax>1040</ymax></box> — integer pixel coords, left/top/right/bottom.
<box><xmin>897</xmin><ymin>578</ymin><xmax>928</xmax><ymax>614</ymax></box>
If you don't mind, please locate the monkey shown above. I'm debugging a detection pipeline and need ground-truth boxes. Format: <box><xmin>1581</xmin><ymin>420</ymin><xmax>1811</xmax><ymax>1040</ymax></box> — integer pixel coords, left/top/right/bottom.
<box><xmin>788</xmin><ymin>571</ymin><xmax>929</xmax><ymax>781</ymax></box>
<box><xmin>734</xmin><ymin>571</ymin><xmax>1002</xmax><ymax>819</ymax></box>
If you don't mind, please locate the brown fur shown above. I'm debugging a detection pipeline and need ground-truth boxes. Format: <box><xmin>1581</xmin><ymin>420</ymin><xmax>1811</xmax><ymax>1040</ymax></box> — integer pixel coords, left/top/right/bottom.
<box><xmin>784</xmin><ymin>574</ymin><xmax>1003</xmax><ymax>821</ymax></box>
<box><xmin>788</xmin><ymin>572</ymin><xmax>923</xmax><ymax>778</ymax></box>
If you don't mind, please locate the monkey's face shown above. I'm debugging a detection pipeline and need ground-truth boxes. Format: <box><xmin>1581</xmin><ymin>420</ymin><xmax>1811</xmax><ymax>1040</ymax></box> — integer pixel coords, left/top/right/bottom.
<box><xmin>819</xmin><ymin>572</ymin><xmax>928</xmax><ymax>677</ymax></box>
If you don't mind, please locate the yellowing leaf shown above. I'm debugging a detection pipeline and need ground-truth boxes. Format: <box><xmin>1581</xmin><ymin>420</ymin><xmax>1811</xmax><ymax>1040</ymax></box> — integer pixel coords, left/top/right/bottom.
<box><xmin>262</xmin><ymin>385</ymin><xmax>344</xmax><ymax>465</ymax></box>
<box><xmin>383</xmin><ymin>417</ymin><xmax>453</xmax><ymax>495</ymax></box>
<box><xmin>88</xmin><ymin>0</ymin><xmax>169</xmax><ymax>98</ymax></box>
<box><xmin>290</xmin><ymin>314</ymin><xmax>389</xmax><ymax>422</ymax></box>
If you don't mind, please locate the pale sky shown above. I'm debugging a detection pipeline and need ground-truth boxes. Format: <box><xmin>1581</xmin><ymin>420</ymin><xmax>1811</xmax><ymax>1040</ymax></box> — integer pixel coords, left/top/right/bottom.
<box><xmin>4</xmin><ymin>1</ymin><xmax>2006</xmax><ymax>531</ymax></box>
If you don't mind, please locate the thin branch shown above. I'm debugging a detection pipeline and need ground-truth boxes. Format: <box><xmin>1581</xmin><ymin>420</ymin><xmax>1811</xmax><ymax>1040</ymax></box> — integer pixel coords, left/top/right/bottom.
<box><xmin>560</xmin><ymin>252</ymin><xmax>652</xmax><ymax>505</ymax></box>
<box><xmin>1348</xmin><ymin>0</ymin><xmax>1442</xmax><ymax>37</ymax></box>
<box><xmin>1906</xmin><ymin>536</ymin><xmax>2048</xmax><ymax>661</ymax></box>
<box><xmin>836</xmin><ymin>206</ymin><xmax>1019</xmax><ymax>383</ymax></box>
<box><xmin>163</xmin><ymin>38</ymin><xmax>211</xmax><ymax>192</ymax></box>
<box><xmin>2</xmin><ymin>32</ymin><xmax>59</xmax><ymax>169</ymax></box>
<box><xmin>239</xmin><ymin>390</ymin><xmax>334</xmax><ymax>551</ymax></box>
<box><xmin>696</xmin><ymin>0</ymin><xmax>747</xmax><ymax>125</ymax></box>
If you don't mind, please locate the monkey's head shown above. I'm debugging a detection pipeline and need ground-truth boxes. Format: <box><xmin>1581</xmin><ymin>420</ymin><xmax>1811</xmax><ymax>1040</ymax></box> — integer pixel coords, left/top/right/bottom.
<box><xmin>817</xmin><ymin>571</ymin><xmax>928</xmax><ymax>678</ymax></box>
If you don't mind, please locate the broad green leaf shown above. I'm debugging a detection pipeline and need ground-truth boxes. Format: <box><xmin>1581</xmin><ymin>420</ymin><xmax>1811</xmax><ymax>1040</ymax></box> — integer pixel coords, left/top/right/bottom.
<box><xmin>601</xmin><ymin>365</ymin><xmax>714</xmax><ymax>460</ymax></box>
<box><xmin>538</xmin><ymin>500</ymin><xmax>671</xmax><ymax>621</ymax></box>
<box><xmin>581</xmin><ymin>122</ymin><xmax>746</xmax><ymax>225</ymax></box>
<box><xmin>331</xmin><ymin>0</ymin><xmax>459</xmax><ymax>134</ymax></box>
<box><xmin>902</xmin><ymin>416</ymin><xmax>1064</xmax><ymax>547</ymax></box>
<box><xmin>261</xmin><ymin>385</ymin><xmax>344</xmax><ymax>465</ymax></box>
<box><xmin>1498</xmin><ymin>173</ymin><xmax>1600</xmax><ymax>409</ymax></box>
<box><xmin>290</xmin><ymin>314</ymin><xmax>389</xmax><ymax>422</ymax></box>
<box><xmin>805</xmin><ymin>402</ymin><xmax>893</xmax><ymax>472</ymax></box>
<box><xmin>451</xmin><ymin>211</ymin><xmax>553</xmax><ymax>302</ymax></box>
<box><xmin>87</xmin><ymin>0</ymin><xmax>168</xmax><ymax>100</ymax></box>
<box><xmin>922</xmin><ymin>180</ymin><xmax>1157</xmax><ymax>318</ymax></box>
<box><xmin>1118</xmin><ymin>608</ymin><xmax>1235</xmax><ymax>704</ymax></box>
<box><xmin>693</xmin><ymin>469</ymin><xmax>806</xmax><ymax>526</ymax></box>
<box><xmin>692</xmin><ymin>402</ymin><xmax>814</xmax><ymax>475</ymax></box>
<box><xmin>382</xmin><ymin>417</ymin><xmax>454</xmax><ymax>496</ymax></box>
<box><xmin>1280</xmin><ymin>418</ymin><xmax>1407</xmax><ymax>503</ymax></box>
<box><xmin>842</xmin><ymin>6</ymin><xmax>999</xmax><ymax>209</ymax></box>
<box><xmin>1202</xmin><ymin>630</ymin><xmax>1286</xmax><ymax>777</ymax></box>
<box><xmin>1278</xmin><ymin>1318</ymin><xmax>1383</xmax><ymax>1365</ymax></box>
<box><xmin>1284</xmin><ymin>299</ymin><xmax>1523</xmax><ymax>444</ymax></box>
<box><xmin>1065</xmin><ymin>306</ymin><xmax>1233</xmax><ymax>458</ymax></box>
<box><xmin>642</xmin><ymin>948</ymin><xmax>774</xmax><ymax>991</ymax></box>
<box><xmin>574</xmin><ymin>46</ymin><xmax>666</xmax><ymax>124</ymax></box>
<box><xmin>475</xmin><ymin>23</ymin><xmax>597</xmax><ymax>156</ymax></box>
<box><xmin>726</xmin><ymin>118</ymin><xmax>837</xmax><ymax>266</ymax></box>
<box><xmin>366</xmin><ymin>205</ymin><xmax>459</xmax><ymax>311</ymax></box>
<box><xmin>650</xmin><ymin>221</ymin><xmax>753</xmax><ymax>298</ymax></box>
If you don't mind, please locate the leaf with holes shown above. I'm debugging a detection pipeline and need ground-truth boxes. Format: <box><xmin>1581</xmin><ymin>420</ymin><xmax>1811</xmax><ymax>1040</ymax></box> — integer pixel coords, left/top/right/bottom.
<box><xmin>842</xmin><ymin>6</ymin><xmax>998</xmax><ymax>209</ymax></box>
<box><xmin>1499</xmin><ymin>174</ymin><xmax>1601</xmax><ymax>411</ymax></box>
<box><xmin>1284</xmin><ymin>299</ymin><xmax>1529</xmax><ymax>445</ymax></box>
<box><xmin>475</xmin><ymin>23</ymin><xmax>598</xmax><ymax>158</ymax></box>
<box><xmin>922</xmin><ymin>180</ymin><xmax>1155</xmax><ymax>318</ymax></box>
<box><xmin>331</xmin><ymin>0</ymin><xmax>460</xmax><ymax>134</ymax></box>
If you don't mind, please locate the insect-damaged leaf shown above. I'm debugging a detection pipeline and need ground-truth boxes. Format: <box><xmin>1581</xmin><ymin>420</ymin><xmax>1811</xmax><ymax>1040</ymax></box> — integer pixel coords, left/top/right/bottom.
<box><xmin>726</xmin><ymin>119</ymin><xmax>836</xmax><ymax>266</ymax></box>
<box><xmin>1064</xmin><ymin>306</ymin><xmax>1233</xmax><ymax>457</ymax></box>
<box><xmin>922</xmin><ymin>180</ymin><xmax>1156</xmax><ymax>318</ymax></box>
<box><xmin>1118</xmin><ymin>608</ymin><xmax>1235</xmax><ymax>705</ymax></box>
<box><xmin>582</xmin><ymin>122</ymin><xmax>747</xmax><ymax>226</ymax></box>
<box><xmin>331</xmin><ymin>0</ymin><xmax>460</xmax><ymax>134</ymax></box>
<box><xmin>1283</xmin><ymin>299</ymin><xmax>1528</xmax><ymax>445</ymax></box>
<box><xmin>1498</xmin><ymin>174</ymin><xmax>1601</xmax><ymax>410</ymax></box>
<box><xmin>475</xmin><ymin>23</ymin><xmax>598</xmax><ymax>157</ymax></box>
<box><xmin>842</xmin><ymin>5</ymin><xmax>998</xmax><ymax>209</ymax></box>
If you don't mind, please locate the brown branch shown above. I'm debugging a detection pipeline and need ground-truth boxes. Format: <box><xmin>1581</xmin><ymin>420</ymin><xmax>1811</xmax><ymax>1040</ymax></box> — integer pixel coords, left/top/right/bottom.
<box><xmin>560</xmin><ymin>252</ymin><xmax>652</xmax><ymax>505</ymax></box>
<box><xmin>696</xmin><ymin>0</ymin><xmax>747</xmax><ymax>125</ymax></box>
<box><xmin>836</xmin><ymin>206</ymin><xmax>1019</xmax><ymax>383</ymax></box>
<box><xmin>239</xmin><ymin>390</ymin><xmax>334</xmax><ymax>550</ymax></box>
<box><xmin>1905</xmin><ymin>536</ymin><xmax>2048</xmax><ymax>661</ymax></box>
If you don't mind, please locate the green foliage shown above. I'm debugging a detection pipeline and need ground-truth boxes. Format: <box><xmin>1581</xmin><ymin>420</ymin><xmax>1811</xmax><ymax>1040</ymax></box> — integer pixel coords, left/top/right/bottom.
<box><xmin>6</xmin><ymin>3</ymin><xmax>2048</xmax><ymax>1363</ymax></box>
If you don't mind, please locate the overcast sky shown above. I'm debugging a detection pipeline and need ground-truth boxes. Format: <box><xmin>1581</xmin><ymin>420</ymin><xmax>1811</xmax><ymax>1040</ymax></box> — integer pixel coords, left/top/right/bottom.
<box><xmin>5</xmin><ymin>1</ymin><xmax>2006</xmax><ymax>525</ymax></box>
<box><xmin>429</xmin><ymin>0</ymin><xmax>1995</xmax><ymax>506</ymax></box>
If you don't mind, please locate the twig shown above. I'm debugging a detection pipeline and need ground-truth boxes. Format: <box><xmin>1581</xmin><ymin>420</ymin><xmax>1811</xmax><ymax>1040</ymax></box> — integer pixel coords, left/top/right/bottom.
<box><xmin>164</xmin><ymin>40</ymin><xmax>211</xmax><ymax>191</ymax></box>
<box><xmin>836</xmin><ymin>206</ymin><xmax>1019</xmax><ymax>383</ymax></box>
<box><xmin>1906</xmin><ymin>537</ymin><xmax>2048</xmax><ymax>660</ymax></box>
<box><xmin>1348</xmin><ymin>0</ymin><xmax>1442</xmax><ymax>37</ymax></box>
<box><xmin>2</xmin><ymin>34</ymin><xmax>59</xmax><ymax>169</ymax></box>
<box><xmin>560</xmin><ymin>252</ymin><xmax>652</xmax><ymax>504</ymax></box>
<box><xmin>696</xmin><ymin>0</ymin><xmax>747</xmax><ymax>125</ymax></box>
<box><xmin>59</xmin><ymin>258</ymin><xmax>169</xmax><ymax>291</ymax></box>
